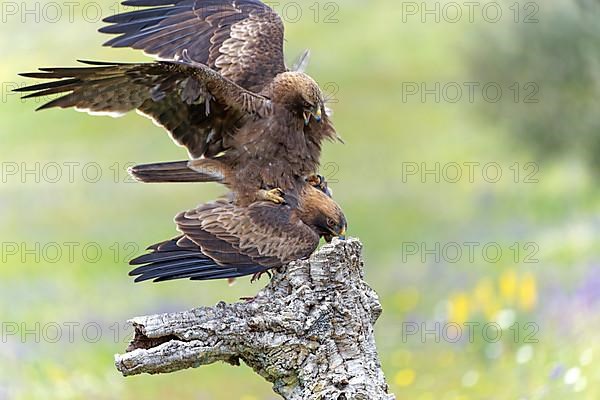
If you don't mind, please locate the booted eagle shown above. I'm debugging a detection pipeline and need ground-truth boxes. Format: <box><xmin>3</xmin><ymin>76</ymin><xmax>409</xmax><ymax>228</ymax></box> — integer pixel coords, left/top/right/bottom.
<box><xmin>130</xmin><ymin>184</ymin><xmax>347</xmax><ymax>283</ymax></box>
<box><xmin>16</xmin><ymin>0</ymin><xmax>340</xmax><ymax>205</ymax></box>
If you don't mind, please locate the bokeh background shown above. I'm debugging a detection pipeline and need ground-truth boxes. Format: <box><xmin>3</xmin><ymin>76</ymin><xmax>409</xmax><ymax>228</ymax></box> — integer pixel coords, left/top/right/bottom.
<box><xmin>2</xmin><ymin>0</ymin><xmax>600</xmax><ymax>398</ymax></box>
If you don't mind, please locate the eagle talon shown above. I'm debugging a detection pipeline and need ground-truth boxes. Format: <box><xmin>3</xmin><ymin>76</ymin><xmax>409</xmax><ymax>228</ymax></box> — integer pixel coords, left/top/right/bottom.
<box><xmin>250</xmin><ymin>270</ymin><xmax>272</xmax><ymax>283</ymax></box>
<box><xmin>259</xmin><ymin>188</ymin><xmax>285</xmax><ymax>204</ymax></box>
<box><xmin>306</xmin><ymin>174</ymin><xmax>323</xmax><ymax>187</ymax></box>
<box><xmin>306</xmin><ymin>174</ymin><xmax>332</xmax><ymax>197</ymax></box>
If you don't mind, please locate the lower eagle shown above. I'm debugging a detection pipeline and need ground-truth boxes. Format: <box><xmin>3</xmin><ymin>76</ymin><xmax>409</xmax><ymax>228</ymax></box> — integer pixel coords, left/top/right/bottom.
<box><xmin>129</xmin><ymin>184</ymin><xmax>346</xmax><ymax>283</ymax></box>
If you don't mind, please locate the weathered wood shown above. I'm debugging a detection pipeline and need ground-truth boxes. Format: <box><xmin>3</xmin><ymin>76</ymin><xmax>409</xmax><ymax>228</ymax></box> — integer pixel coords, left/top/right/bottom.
<box><xmin>115</xmin><ymin>238</ymin><xmax>395</xmax><ymax>400</ymax></box>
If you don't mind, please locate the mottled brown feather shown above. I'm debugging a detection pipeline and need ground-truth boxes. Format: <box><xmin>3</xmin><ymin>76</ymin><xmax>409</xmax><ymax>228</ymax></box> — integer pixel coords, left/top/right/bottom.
<box><xmin>128</xmin><ymin>189</ymin><xmax>347</xmax><ymax>282</ymax></box>
<box><xmin>16</xmin><ymin>61</ymin><xmax>270</xmax><ymax>158</ymax></box>
<box><xmin>101</xmin><ymin>0</ymin><xmax>286</xmax><ymax>92</ymax></box>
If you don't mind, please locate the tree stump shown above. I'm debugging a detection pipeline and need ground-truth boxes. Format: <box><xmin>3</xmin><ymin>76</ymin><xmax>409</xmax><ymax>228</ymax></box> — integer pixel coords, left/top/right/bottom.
<box><xmin>115</xmin><ymin>238</ymin><xmax>395</xmax><ymax>400</ymax></box>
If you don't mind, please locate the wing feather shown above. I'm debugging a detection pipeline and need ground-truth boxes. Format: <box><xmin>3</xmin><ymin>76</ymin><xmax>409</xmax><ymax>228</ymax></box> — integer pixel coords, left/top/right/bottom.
<box><xmin>16</xmin><ymin>61</ymin><xmax>270</xmax><ymax>157</ymax></box>
<box><xmin>128</xmin><ymin>200</ymin><xmax>320</xmax><ymax>282</ymax></box>
<box><xmin>100</xmin><ymin>0</ymin><xmax>287</xmax><ymax>91</ymax></box>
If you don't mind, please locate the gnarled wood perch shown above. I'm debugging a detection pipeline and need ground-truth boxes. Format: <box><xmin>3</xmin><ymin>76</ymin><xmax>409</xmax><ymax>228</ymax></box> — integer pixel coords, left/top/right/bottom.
<box><xmin>114</xmin><ymin>238</ymin><xmax>395</xmax><ymax>400</ymax></box>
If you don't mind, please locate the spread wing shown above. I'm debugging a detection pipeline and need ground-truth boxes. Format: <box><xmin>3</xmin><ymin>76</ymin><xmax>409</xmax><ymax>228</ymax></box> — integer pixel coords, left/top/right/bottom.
<box><xmin>100</xmin><ymin>0</ymin><xmax>287</xmax><ymax>92</ymax></box>
<box><xmin>129</xmin><ymin>200</ymin><xmax>320</xmax><ymax>282</ymax></box>
<box><xmin>15</xmin><ymin>60</ymin><xmax>271</xmax><ymax>158</ymax></box>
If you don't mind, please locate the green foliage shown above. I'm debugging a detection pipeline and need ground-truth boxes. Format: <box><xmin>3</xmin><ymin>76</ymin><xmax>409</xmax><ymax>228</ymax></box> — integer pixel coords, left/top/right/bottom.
<box><xmin>468</xmin><ymin>0</ymin><xmax>600</xmax><ymax>170</ymax></box>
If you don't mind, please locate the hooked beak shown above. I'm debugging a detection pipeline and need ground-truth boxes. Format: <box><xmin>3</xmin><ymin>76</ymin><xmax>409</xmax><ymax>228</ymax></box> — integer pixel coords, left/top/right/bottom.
<box><xmin>314</xmin><ymin>105</ymin><xmax>322</xmax><ymax>122</ymax></box>
<box><xmin>303</xmin><ymin>111</ymin><xmax>311</xmax><ymax>126</ymax></box>
<box><xmin>304</xmin><ymin>105</ymin><xmax>323</xmax><ymax>125</ymax></box>
<box><xmin>338</xmin><ymin>226</ymin><xmax>346</xmax><ymax>241</ymax></box>
<box><xmin>323</xmin><ymin>225</ymin><xmax>346</xmax><ymax>243</ymax></box>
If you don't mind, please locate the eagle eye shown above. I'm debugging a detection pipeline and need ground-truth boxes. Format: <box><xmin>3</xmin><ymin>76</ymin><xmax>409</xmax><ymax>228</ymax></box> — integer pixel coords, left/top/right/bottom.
<box><xmin>326</xmin><ymin>217</ymin><xmax>336</xmax><ymax>227</ymax></box>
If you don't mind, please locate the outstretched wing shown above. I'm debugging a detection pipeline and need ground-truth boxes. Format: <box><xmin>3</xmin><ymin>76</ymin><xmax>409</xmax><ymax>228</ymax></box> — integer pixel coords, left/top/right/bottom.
<box><xmin>129</xmin><ymin>200</ymin><xmax>319</xmax><ymax>282</ymax></box>
<box><xmin>100</xmin><ymin>0</ymin><xmax>287</xmax><ymax>92</ymax></box>
<box><xmin>15</xmin><ymin>61</ymin><xmax>271</xmax><ymax>158</ymax></box>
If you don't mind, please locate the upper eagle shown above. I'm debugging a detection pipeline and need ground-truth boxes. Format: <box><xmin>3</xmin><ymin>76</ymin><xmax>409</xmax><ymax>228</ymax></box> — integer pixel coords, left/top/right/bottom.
<box><xmin>16</xmin><ymin>0</ymin><xmax>339</xmax><ymax>201</ymax></box>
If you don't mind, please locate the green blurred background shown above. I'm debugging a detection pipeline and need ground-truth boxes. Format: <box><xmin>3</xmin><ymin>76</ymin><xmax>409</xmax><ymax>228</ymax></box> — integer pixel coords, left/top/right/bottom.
<box><xmin>2</xmin><ymin>0</ymin><xmax>600</xmax><ymax>398</ymax></box>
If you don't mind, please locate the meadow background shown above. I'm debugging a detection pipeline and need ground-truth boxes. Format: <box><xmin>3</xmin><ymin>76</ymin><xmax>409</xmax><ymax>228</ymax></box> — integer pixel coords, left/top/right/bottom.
<box><xmin>2</xmin><ymin>0</ymin><xmax>600</xmax><ymax>398</ymax></box>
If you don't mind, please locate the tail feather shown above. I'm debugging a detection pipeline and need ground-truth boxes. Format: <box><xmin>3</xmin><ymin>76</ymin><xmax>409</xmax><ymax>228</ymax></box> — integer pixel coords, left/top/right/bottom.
<box><xmin>153</xmin><ymin>267</ymin><xmax>240</xmax><ymax>282</ymax></box>
<box><xmin>128</xmin><ymin>160</ymin><xmax>222</xmax><ymax>183</ymax></box>
<box><xmin>133</xmin><ymin>262</ymin><xmax>227</xmax><ymax>282</ymax></box>
<box><xmin>131</xmin><ymin>253</ymin><xmax>213</xmax><ymax>271</ymax></box>
<box><xmin>129</xmin><ymin>251</ymin><xmax>204</xmax><ymax>268</ymax></box>
<box><xmin>129</xmin><ymin>238</ymin><xmax>268</xmax><ymax>283</ymax></box>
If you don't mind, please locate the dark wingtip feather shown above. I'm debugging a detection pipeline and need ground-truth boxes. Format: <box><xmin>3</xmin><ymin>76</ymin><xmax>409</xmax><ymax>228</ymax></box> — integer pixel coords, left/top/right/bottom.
<box><xmin>17</xmin><ymin>72</ymin><xmax>38</xmax><ymax>79</ymax></box>
<box><xmin>129</xmin><ymin>250</ymin><xmax>199</xmax><ymax>266</ymax></box>
<box><xmin>35</xmin><ymin>101</ymin><xmax>61</xmax><ymax>112</ymax></box>
<box><xmin>75</xmin><ymin>60</ymin><xmax>129</xmax><ymax>66</ymax></box>
<box><xmin>14</xmin><ymin>78</ymin><xmax>79</xmax><ymax>94</ymax></box>
<box><xmin>17</xmin><ymin>71</ymin><xmax>51</xmax><ymax>80</ymax></box>
<box><xmin>76</xmin><ymin>59</ymin><xmax>108</xmax><ymax>65</ymax></box>
<box><xmin>121</xmin><ymin>0</ymin><xmax>176</xmax><ymax>6</ymax></box>
<box><xmin>129</xmin><ymin>256</ymin><xmax>245</xmax><ymax>283</ymax></box>
<box><xmin>129</xmin><ymin>237</ymin><xmax>267</xmax><ymax>283</ymax></box>
<box><xmin>38</xmin><ymin>67</ymin><xmax>59</xmax><ymax>72</ymax></box>
<box><xmin>20</xmin><ymin>92</ymin><xmax>42</xmax><ymax>99</ymax></box>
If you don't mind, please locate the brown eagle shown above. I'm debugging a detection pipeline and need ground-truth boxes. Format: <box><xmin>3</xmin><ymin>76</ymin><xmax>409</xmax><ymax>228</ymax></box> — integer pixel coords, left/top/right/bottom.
<box><xmin>15</xmin><ymin>0</ymin><xmax>340</xmax><ymax>205</ymax></box>
<box><xmin>129</xmin><ymin>184</ymin><xmax>347</xmax><ymax>283</ymax></box>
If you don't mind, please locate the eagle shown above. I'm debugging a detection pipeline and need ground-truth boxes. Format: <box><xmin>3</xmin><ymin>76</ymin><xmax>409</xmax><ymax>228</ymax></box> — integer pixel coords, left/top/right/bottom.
<box><xmin>129</xmin><ymin>184</ymin><xmax>347</xmax><ymax>283</ymax></box>
<box><xmin>15</xmin><ymin>0</ymin><xmax>341</xmax><ymax>205</ymax></box>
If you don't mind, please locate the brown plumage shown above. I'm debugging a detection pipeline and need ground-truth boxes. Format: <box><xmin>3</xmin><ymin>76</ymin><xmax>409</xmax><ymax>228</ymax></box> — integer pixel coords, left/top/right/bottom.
<box><xmin>128</xmin><ymin>159</ymin><xmax>334</xmax><ymax>199</ymax></box>
<box><xmin>129</xmin><ymin>184</ymin><xmax>346</xmax><ymax>283</ymax></box>
<box><xmin>15</xmin><ymin>0</ymin><xmax>340</xmax><ymax>205</ymax></box>
<box><xmin>14</xmin><ymin>0</ymin><xmax>349</xmax><ymax>284</ymax></box>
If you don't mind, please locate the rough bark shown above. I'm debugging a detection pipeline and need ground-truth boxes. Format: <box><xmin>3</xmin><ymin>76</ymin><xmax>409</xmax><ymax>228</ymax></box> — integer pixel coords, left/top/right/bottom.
<box><xmin>115</xmin><ymin>238</ymin><xmax>395</xmax><ymax>400</ymax></box>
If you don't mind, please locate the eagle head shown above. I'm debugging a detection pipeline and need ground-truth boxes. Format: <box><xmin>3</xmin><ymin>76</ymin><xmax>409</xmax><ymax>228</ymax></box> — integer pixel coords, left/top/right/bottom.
<box><xmin>298</xmin><ymin>186</ymin><xmax>347</xmax><ymax>242</ymax></box>
<box><xmin>271</xmin><ymin>72</ymin><xmax>324</xmax><ymax>125</ymax></box>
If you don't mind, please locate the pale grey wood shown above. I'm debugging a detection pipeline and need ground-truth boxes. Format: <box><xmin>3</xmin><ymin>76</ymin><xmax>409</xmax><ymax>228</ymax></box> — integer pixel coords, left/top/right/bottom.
<box><xmin>115</xmin><ymin>238</ymin><xmax>395</xmax><ymax>400</ymax></box>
